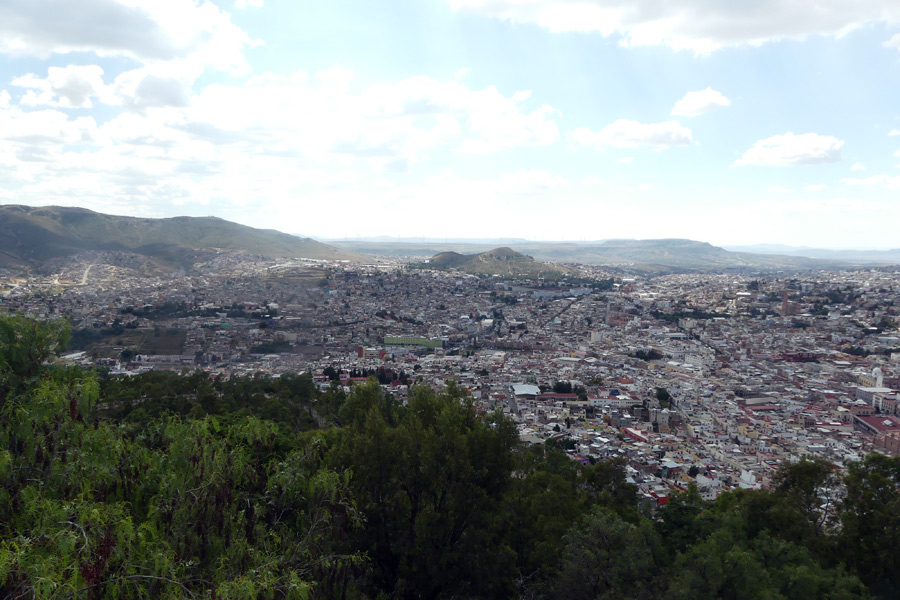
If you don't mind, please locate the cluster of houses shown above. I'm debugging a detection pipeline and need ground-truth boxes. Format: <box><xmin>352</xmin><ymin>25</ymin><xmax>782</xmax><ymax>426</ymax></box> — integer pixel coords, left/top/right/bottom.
<box><xmin>4</xmin><ymin>251</ymin><xmax>900</xmax><ymax>506</ymax></box>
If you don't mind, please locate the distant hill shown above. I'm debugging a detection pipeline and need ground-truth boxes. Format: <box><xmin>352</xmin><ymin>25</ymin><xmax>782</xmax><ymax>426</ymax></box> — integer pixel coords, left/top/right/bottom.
<box><xmin>318</xmin><ymin>235</ymin><xmax>533</xmax><ymax>245</ymax></box>
<box><xmin>519</xmin><ymin>239</ymin><xmax>839</xmax><ymax>271</ymax></box>
<box><xmin>420</xmin><ymin>247</ymin><xmax>569</xmax><ymax>278</ymax></box>
<box><xmin>725</xmin><ymin>244</ymin><xmax>900</xmax><ymax>264</ymax></box>
<box><xmin>0</xmin><ymin>205</ymin><xmax>361</xmax><ymax>270</ymax></box>
<box><xmin>333</xmin><ymin>238</ymin><xmax>861</xmax><ymax>272</ymax></box>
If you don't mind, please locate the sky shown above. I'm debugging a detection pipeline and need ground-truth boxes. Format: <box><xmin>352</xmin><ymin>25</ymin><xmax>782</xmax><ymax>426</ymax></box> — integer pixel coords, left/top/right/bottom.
<box><xmin>1</xmin><ymin>0</ymin><xmax>900</xmax><ymax>249</ymax></box>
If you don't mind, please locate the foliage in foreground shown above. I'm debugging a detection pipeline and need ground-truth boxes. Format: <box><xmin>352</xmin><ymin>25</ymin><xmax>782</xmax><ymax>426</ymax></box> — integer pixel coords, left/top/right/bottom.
<box><xmin>0</xmin><ymin>315</ymin><xmax>897</xmax><ymax>598</ymax></box>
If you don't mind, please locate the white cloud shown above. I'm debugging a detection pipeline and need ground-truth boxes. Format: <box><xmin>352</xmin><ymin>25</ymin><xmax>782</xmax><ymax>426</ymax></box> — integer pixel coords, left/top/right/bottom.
<box><xmin>768</xmin><ymin>185</ymin><xmax>792</xmax><ymax>194</ymax></box>
<box><xmin>733</xmin><ymin>132</ymin><xmax>844</xmax><ymax>166</ymax></box>
<box><xmin>360</xmin><ymin>76</ymin><xmax>559</xmax><ymax>154</ymax></box>
<box><xmin>235</xmin><ymin>0</ymin><xmax>263</xmax><ymax>7</ymax></box>
<box><xmin>454</xmin><ymin>67</ymin><xmax>471</xmax><ymax>81</ymax></box>
<box><xmin>0</xmin><ymin>106</ymin><xmax>98</xmax><ymax>147</ymax></box>
<box><xmin>320</xmin><ymin>167</ymin><xmax>578</xmax><ymax>238</ymax></box>
<box><xmin>13</xmin><ymin>65</ymin><xmax>108</xmax><ymax>108</ymax></box>
<box><xmin>851</xmin><ymin>162</ymin><xmax>866</xmax><ymax>171</ymax></box>
<box><xmin>884</xmin><ymin>33</ymin><xmax>900</xmax><ymax>49</ymax></box>
<box><xmin>0</xmin><ymin>69</ymin><xmax>564</xmax><ymax>217</ymax></box>
<box><xmin>4</xmin><ymin>0</ymin><xmax>269</xmax><ymax>112</ymax></box>
<box><xmin>842</xmin><ymin>174</ymin><xmax>900</xmax><ymax>191</ymax></box>
<box><xmin>583</xmin><ymin>176</ymin><xmax>603</xmax><ymax>185</ymax></box>
<box><xmin>110</xmin><ymin>62</ymin><xmax>198</xmax><ymax>109</ymax></box>
<box><xmin>0</xmin><ymin>101</ymin><xmax>103</xmax><ymax>186</ymax></box>
<box><xmin>572</xmin><ymin>119</ymin><xmax>692</xmax><ymax>150</ymax></box>
<box><xmin>0</xmin><ymin>0</ymin><xmax>260</xmax><ymax>74</ymax></box>
<box><xmin>805</xmin><ymin>184</ymin><xmax>827</xmax><ymax>192</ymax></box>
<box><xmin>448</xmin><ymin>0</ymin><xmax>900</xmax><ymax>53</ymax></box>
<box><xmin>13</xmin><ymin>61</ymin><xmax>200</xmax><ymax>110</ymax></box>
<box><xmin>671</xmin><ymin>87</ymin><xmax>730</xmax><ymax>117</ymax></box>
<box><xmin>889</xmin><ymin>129</ymin><xmax>900</xmax><ymax>136</ymax></box>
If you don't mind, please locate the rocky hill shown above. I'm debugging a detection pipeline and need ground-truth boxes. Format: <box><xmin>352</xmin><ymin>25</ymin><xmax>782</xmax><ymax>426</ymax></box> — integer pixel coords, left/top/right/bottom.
<box><xmin>422</xmin><ymin>247</ymin><xmax>569</xmax><ymax>278</ymax></box>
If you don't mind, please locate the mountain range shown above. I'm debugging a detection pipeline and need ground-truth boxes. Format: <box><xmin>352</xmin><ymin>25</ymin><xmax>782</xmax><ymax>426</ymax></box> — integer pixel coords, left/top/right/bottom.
<box><xmin>2</xmin><ymin>205</ymin><xmax>898</xmax><ymax>275</ymax></box>
<box><xmin>330</xmin><ymin>238</ymin><xmax>884</xmax><ymax>272</ymax></box>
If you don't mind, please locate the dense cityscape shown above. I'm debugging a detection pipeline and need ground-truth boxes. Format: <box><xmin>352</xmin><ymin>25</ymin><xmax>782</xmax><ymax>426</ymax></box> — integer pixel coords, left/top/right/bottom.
<box><xmin>4</xmin><ymin>252</ymin><xmax>900</xmax><ymax>507</ymax></box>
<box><xmin>4</xmin><ymin>0</ymin><xmax>900</xmax><ymax>595</ymax></box>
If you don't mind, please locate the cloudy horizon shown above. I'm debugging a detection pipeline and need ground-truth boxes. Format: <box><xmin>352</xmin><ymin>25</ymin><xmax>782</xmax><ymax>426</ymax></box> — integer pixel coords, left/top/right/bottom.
<box><xmin>1</xmin><ymin>0</ymin><xmax>899</xmax><ymax>250</ymax></box>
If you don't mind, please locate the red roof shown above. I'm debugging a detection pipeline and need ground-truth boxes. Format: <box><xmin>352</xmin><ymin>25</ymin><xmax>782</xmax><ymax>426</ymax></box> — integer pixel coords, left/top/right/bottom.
<box><xmin>856</xmin><ymin>415</ymin><xmax>900</xmax><ymax>433</ymax></box>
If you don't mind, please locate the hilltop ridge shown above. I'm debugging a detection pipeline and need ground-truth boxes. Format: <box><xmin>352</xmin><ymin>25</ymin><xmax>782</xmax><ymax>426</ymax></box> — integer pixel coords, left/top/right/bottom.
<box><xmin>0</xmin><ymin>205</ymin><xmax>360</xmax><ymax>270</ymax></box>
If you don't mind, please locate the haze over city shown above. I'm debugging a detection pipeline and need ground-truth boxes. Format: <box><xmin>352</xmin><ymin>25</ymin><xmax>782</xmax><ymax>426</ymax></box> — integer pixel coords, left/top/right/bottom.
<box><xmin>1</xmin><ymin>0</ymin><xmax>900</xmax><ymax>248</ymax></box>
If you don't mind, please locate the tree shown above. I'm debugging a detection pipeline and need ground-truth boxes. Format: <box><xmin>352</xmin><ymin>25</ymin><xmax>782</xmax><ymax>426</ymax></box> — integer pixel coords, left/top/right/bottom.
<box><xmin>837</xmin><ymin>453</ymin><xmax>900</xmax><ymax>598</ymax></box>
<box><xmin>549</xmin><ymin>508</ymin><xmax>662</xmax><ymax>600</ymax></box>
<box><xmin>582</xmin><ymin>458</ymin><xmax>640</xmax><ymax>520</ymax></box>
<box><xmin>326</xmin><ymin>383</ymin><xmax>520</xmax><ymax>598</ymax></box>
<box><xmin>655</xmin><ymin>387</ymin><xmax>671</xmax><ymax>405</ymax></box>
<box><xmin>655</xmin><ymin>483</ymin><xmax>715</xmax><ymax>557</ymax></box>
<box><xmin>552</xmin><ymin>381</ymin><xmax>573</xmax><ymax>394</ymax></box>
<box><xmin>0</xmin><ymin>317</ymin><xmax>361</xmax><ymax>599</ymax></box>
<box><xmin>773</xmin><ymin>457</ymin><xmax>840</xmax><ymax>539</ymax></box>
<box><xmin>666</xmin><ymin>527</ymin><xmax>865</xmax><ymax>600</ymax></box>
<box><xmin>505</xmin><ymin>446</ymin><xmax>586</xmax><ymax>590</ymax></box>
<box><xmin>0</xmin><ymin>314</ymin><xmax>69</xmax><ymax>401</ymax></box>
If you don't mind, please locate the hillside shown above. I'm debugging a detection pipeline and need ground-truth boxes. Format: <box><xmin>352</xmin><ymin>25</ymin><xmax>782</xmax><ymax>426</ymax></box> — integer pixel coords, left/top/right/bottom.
<box><xmin>0</xmin><ymin>205</ymin><xmax>361</xmax><ymax>270</ymax></box>
<box><xmin>421</xmin><ymin>247</ymin><xmax>569</xmax><ymax>278</ymax></box>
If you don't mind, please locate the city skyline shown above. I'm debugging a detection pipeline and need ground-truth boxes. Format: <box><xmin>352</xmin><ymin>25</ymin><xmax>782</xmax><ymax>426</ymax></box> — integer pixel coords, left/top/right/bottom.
<box><xmin>1</xmin><ymin>0</ymin><xmax>899</xmax><ymax>249</ymax></box>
